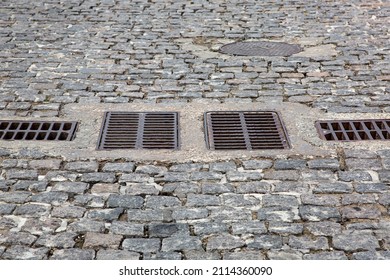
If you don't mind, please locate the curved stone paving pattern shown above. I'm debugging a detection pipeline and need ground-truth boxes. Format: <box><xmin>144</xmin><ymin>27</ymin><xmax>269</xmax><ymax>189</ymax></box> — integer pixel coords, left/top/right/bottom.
<box><xmin>0</xmin><ymin>0</ymin><xmax>390</xmax><ymax>259</ymax></box>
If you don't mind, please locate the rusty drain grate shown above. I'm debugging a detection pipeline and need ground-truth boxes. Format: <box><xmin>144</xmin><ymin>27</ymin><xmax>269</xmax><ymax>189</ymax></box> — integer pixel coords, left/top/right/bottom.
<box><xmin>97</xmin><ymin>112</ymin><xmax>179</xmax><ymax>150</ymax></box>
<box><xmin>0</xmin><ymin>120</ymin><xmax>78</xmax><ymax>141</ymax></box>
<box><xmin>316</xmin><ymin>119</ymin><xmax>390</xmax><ymax>141</ymax></box>
<box><xmin>204</xmin><ymin>111</ymin><xmax>290</xmax><ymax>150</ymax></box>
<box><xmin>219</xmin><ymin>41</ymin><xmax>301</xmax><ymax>56</ymax></box>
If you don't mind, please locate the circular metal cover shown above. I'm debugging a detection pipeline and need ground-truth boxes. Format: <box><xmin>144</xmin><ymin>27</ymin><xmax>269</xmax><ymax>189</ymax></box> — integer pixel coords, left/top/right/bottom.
<box><xmin>219</xmin><ymin>41</ymin><xmax>302</xmax><ymax>56</ymax></box>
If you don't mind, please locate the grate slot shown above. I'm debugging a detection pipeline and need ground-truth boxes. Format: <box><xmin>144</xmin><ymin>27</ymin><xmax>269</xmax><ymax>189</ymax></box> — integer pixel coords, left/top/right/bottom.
<box><xmin>0</xmin><ymin>120</ymin><xmax>78</xmax><ymax>141</ymax></box>
<box><xmin>97</xmin><ymin>112</ymin><xmax>179</xmax><ymax>150</ymax></box>
<box><xmin>205</xmin><ymin>111</ymin><xmax>290</xmax><ymax>150</ymax></box>
<box><xmin>316</xmin><ymin>119</ymin><xmax>390</xmax><ymax>142</ymax></box>
<box><xmin>220</xmin><ymin>41</ymin><xmax>301</xmax><ymax>56</ymax></box>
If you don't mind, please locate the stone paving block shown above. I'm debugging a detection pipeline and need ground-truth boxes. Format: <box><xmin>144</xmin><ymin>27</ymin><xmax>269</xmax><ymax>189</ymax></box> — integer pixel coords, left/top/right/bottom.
<box><xmin>338</xmin><ymin>171</ymin><xmax>372</xmax><ymax>182</ymax></box>
<box><xmin>267</xmin><ymin>250</ymin><xmax>303</xmax><ymax>260</ymax></box>
<box><xmin>263</xmin><ymin>170</ymin><xmax>300</xmax><ymax>181</ymax></box>
<box><xmin>289</xmin><ymin>236</ymin><xmax>329</xmax><ymax>250</ymax></box>
<box><xmin>102</xmin><ymin>162</ymin><xmax>135</xmax><ymax>172</ymax></box>
<box><xmin>333</xmin><ymin>232</ymin><xmax>379</xmax><ymax>252</ymax></box>
<box><xmin>222</xmin><ymin>194</ymin><xmax>260</xmax><ymax>207</ymax></box>
<box><xmin>210</xmin><ymin>162</ymin><xmax>236</xmax><ymax>172</ymax></box>
<box><xmin>91</xmin><ymin>183</ymin><xmax>120</xmax><ymax>195</ymax></box>
<box><xmin>68</xmin><ymin>220</ymin><xmax>106</xmax><ymax>233</ymax></box>
<box><xmin>81</xmin><ymin>172</ymin><xmax>116</xmax><ymax>183</ymax></box>
<box><xmin>308</xmin><ymin>159</ymin><xmax>340</xmax><ymax>170</ymax></box>
<box><xmin>184</xmin><ymin>250</ymin><xmax>221</xmax><ymax>260</ymax></box>
<box><xmin>144</xmin><ymin>252</ymin><xmax>182</xmax><ymax>260</ymax></box>
<box><xmin>0</xmin><ymin>191</ymin><xmax>31</xmax><ymax>203</ymax></box>
<box><xmin>193</xmin><ymin>222</ymin><xmax>229</xmax><ymax>236</ymax></box>
<box><xmin>303</xmin><ymin>251</ymin><xmax>348</xmax><ymax>260</ymax></box>
<box><xmin>242</xmin><ymin>160</ymin><xmax>273</xmax><ymax>170</ymax></box>
<box><xmin>122</xmin><ymin>183</ymin><xmax>160</xmax><ymax>195</ymax></box>
<box><xmin>35</xmin><ymin>232</ymin><xmax>77</xmax><ymax>248</ymax></box>
<box><xmin>127</xmin><ymin>209</ymin><xmax>172</xmax><ymax>222</ymax></box>
<box><xmin>305</xmin><ymin>221</ymin><xmax>342</xmax><ymax>236</ymax></box>
<box><xmin>247</xmin><ymin>235</ymin><xmax>283</xmax><ymax>250</ymax></box>
<box><xmin>64</xmin><ymin>161</ymin><xmax>98</xmax><ymax>172</ymax></box>
<box><xmin>169</xmin><ymin>163</ymin><xmax>203</xmax><ymax>172</ymax></box>
<box><xmin>299</xmin><ymin>205</ymin><xmax>341</xmax><ymax>221</ymax></box>
<box><xmin>135</xmin><ymin>165</ymin><xmax>168</xmax><ymax>175</ymax></box>
<box><xmin>6</xmin><ymin>170</ymin><xmax>38</xmax><ymax>180</ymax></box>
<box><xmin>236</xmin><ymin>181</ymin><xmax>271</xmax><ymax>193</ymax></box>
<box><xmin>29</xmin><ymin>192</ymin><xmax>68</xmax><ymax>206</ymax></box>
<box><xmin>346</xmin><ymin>159</ymin><xmax>382</xmax><ymax>170</ymax></box>
<box><xmin>29</xmin><ymin>159</ymin><xmax>62</xmax><ymax>170</ymax></box>
<box><xmin>341</xmin><ymin>205</ymin><xmax>381</xmax><ymax>219</ymax></box>
<box><xmin>268</xmin><ymin>222</ymin><xmax>303</xmax><ymax>235</ymax></box>
<box><xmin>52</xmin><ymin>182</ymin><xmax>89</xmax><ymax>194</ymax></box>
<box><xmin>258</xmin><ymin>207</ymin><xmax>299</xmax><ymax>222</ymax></box>
<box><xmin>301</xmin><ymin>170</ymin><xmax>336</xmax><ymax>181</ymax></box>
<box><xmin>262</xmin><ymin>195</ymin><xmax>299</xmax><ymax>208</ymax></box>
<box><xmin>83</xmin><ymin>232</ymin><xmax>122</xmax><ymax>249</ymax></box>
<box><xmin>172</xmin><ymin>208</ymin><xmax>209</xmax><ymax>220</ymax></box>
<box><xmin>110</xmin><ymin>221</ymin><xmax>144</xmax><ymax>237</ymax></box>
<box><xmin>145</xmin><ymin>196</ymin><xmax>181</xmax><ymax>209</ymax></box>
<box><xmin>274</xmin><ymin>159</ymin><xmax>307</xmax><ymax>170</ymax></box>
<box><xmin>50</xmin><ymin>248</ymin><xmax>95</xmax><ymax>260</ymax></box>
<box><xmin>355</xmin><ymin>183</ymin><xmax>389</xmax><ymax>193</ymax></box>
<box><xmin>107</xmin><ymin>194</ymin><xmax>143</xmax><ymax>209</ymax></box>
<box><xmin>14</xmin><ymin>203</ymin><xmax>51</xmax><ymax>217</ymax></box>
<box><xmin>342</xmin><ymin>194</ymin><xmax>376</xmax><ymax>205</ymax></box>
<box><xmin>162</xmin><ymin>235</ymin><xmax>202</xmax><ymax>251</ymax></box>
<box><xmin>223</xmin><ymin>250</ymin><xmax>266</xmax><ymax>260</ymax></box>
<box><xmin>44</xmin><ymin>171</ymin><xmax>78</xmax><ymax>182</ymax></box>
<box><xmin>273</xmin><ymin>182</ymin><xmax>309</xmax><ymax>193</ymax></box>
<box><xmin>2</xmin><ymin>245</ymin><xmax>49</xmax><ymax>260</ymax></box>
<box><xmin>0</xmin><ymin>232</ymin><xmax>37</xmax><ymax>246</ymax></box>
<box><xmin>202</xmin><ymin>183</ymin><xmax>234</xmax><ymax>194</ymax></box>
<box><xmin>209</xmin><ymin>207</ymin><xmax>252</xmax><ymax>221</ymax></box>
<box><xmin>87</xmin><ymin>208</ymin><xmax>123</xmax><ymax>221</ymax></box>
<box><xmin>122</xmin><ymin>238</ymin><xmax>161</xmax><ymax>253</ymax></box>
<box><xmin>378</xmin><ymin>170</ymin><xmax>390</xmax><ymax>183</ymax></box>
<box><xmin>0</xmin><ymin>204</ymin><xmax>16</xmax><ymax>215</ymax></box>
<box><xmin>352</xmin><ymin>251</ymin><xmax>390</xmax><ymax>260</ymax></box>
<box><xmin>301</xmin><ymin>194</ymin><xmax>340</xmax><ymax>206</ymax></box>
<box><xmin>207</xmin><ymin>234</ymin><xmax>245</xmax><ymax>250</ymax></box>
<box><xmin>313</xmin><ymin>182</ymin><xmax>353</xmax><ymax>194</ymax></box>
<box><xmin>186</xmin><ymin>194</ymin><xmax>220</xmax><ymax>207</ymax></box>
<box><xmin>231</xmin><ymin>221</ymin><xmax>267</xmax><ymax>235</ymax></box>
<box><xmin>96</xmin><ymin>249</ymin><xmax>140</xmax><ymax>260</ymax></box>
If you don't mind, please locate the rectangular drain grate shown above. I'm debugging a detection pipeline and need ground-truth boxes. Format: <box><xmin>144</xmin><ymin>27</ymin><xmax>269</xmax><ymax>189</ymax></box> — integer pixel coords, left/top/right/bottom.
<box><xmin>316</xmin><ymin>119</ymin><xmax>390</xmax><ymax>141</ymax></box>
<box><xmin>204</xmin><ymin>111</ymin><xmax>290</xmax><ymax>150</ymax></box>
<box><xmin>97</xmin><ymin>112</ymin><xmax>179</xmax><ymax>150</ymax></box>
<box><xmin>0</xmin><ymin>120</ymin><xmax>78</xmax><ymax>141</ymax></box>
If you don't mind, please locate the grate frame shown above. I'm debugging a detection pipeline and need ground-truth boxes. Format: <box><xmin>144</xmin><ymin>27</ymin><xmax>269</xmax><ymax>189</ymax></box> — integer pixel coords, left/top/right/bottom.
<box><xmin>204</xmin><ymin>111</ymin><xmax>290</xmax><ymax>150</ymax></box>
<box><xmin>316</xmin><ymin>119</ymin><xmax>390</xmax><ymax>141</ymax></box>
<box><xmin>0</xmin><ymin>120</ymin><xmax>78</xmax><ymax>141</ymax></box>
<box><xmin>219</xmin><ymin>41</ymin><xmax>302</xmax><ymax>56</ymax></box>
<box><xmin>97</xmin><ymin>111</ymin><xmax>179</xmax><ymax>150</ymax></box>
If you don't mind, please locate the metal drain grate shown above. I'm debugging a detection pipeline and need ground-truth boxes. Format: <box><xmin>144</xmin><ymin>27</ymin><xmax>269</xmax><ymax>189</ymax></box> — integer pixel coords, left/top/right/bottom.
<box><xmin>97</xmin><ymin>112</ymin><xmax>179</xmax><ymax>150</ymax></box>
<box><xmin>316</xmin><ymin>119</ymin><xmax>390</xmax><ymax>141</ymax></box>
<box><xmin>204</xmin><ymin>111</ymin><xmax>290</xmax><ymax>150</ymax></box>
<box><xmin>219</xmin><ymin>41</ymin><xmax>301</xmax><ymax>56</ymax></box>
<box><xmin>0</xmin><ymin>120</ymin><xmax>78</xmax><ymax>141</ymax></box>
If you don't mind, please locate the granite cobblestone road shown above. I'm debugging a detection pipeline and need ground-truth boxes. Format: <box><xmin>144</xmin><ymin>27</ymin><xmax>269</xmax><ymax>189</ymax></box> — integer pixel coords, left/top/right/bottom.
<box><xmin>1</xmin><ymin>0</ymin><xmax>390</xmax><ymax>259</ymax></box>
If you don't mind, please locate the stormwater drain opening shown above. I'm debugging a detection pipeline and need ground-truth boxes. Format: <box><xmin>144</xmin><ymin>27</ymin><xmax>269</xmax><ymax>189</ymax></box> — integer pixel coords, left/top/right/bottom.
<box><xmin>0</xmin><ymin>120</ymin><xmax>78</xmax><ymax>141</ymax></box>
<box><xmin>97</xmin><ymin>112</ymin><xmax>179</xmax><ymax>150</ymax></box>
<box><xmin>219</xmin><ymin>41</ymin><xmax>301</xmax><ymax>56</ymax></box>
<box><xmin>204</xmin><ymin>111</ymin><xmax>290</xmax><ymax>150</ymax></box>
<box><xmin>316</xmin><ymin>119</ymin><xmax>390</xmax><ymax>141</ymax></box>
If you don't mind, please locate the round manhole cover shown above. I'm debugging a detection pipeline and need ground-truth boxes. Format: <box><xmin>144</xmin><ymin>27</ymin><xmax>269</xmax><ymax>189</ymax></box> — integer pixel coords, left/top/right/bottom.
<box><xmin>219</xmin><ymin>41</ymin><xmax>302</xmax><ymax>56</ymax></box>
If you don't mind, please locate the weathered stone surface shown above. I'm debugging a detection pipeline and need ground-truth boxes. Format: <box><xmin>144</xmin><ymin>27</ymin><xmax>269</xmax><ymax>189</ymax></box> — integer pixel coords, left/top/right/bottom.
<box><xmin>135</xmin><ymin>165</ymin><xmax>168</xmax><ymax>175</ymax></box>
<box><xmin>299</xmin><ymin>206</ymin><xmax>341</xmax><ymax>221</ymax></box>
<box><xmin>242</xmin><ymin>160</ymin><xmax>273</xmax><ymax>170</ymax></box>
<box><xmin>185</xmin><ymin>250</ymin><xmax>221</xmax><ymax>260</ymax></box>
<box><xmin>313</xmin><ymin>182</ymin><xmax>353</xmax><ymax>194</ymax></box>
<box><xmin>172</xmin><ymin>208</ymin><xmax>209</xmax><ymax>220</ymax></box>
<box><xmin>64</xmin><ymin>161</ymin><xmax>98</xmax><ymax>172</ymax></box>
<box><xmin>236</xmin><ymin>181</ymin><xmax>271</xmax><ymax>193</ymax></box>
<box><xmin>305</xmin><ymin>221</ymin><xmax>342</xmax><ymax>236</ymax></box>
<box><xmin>68</xmin><ymin>220</ymin><xmax>106</xmax><ymax>233</ymax></box>
<box><xmin>268</xmin><ymin>222</ymin><xmax>303</xmax><ymax>235</ymax></box>
<box><xmin>263</xmin><ymin>170</ymin><xmax>300</xmax><ymax>181</ymax></box>
<box><xmin>81</xmin><ymin>173</ymin><xmax>116</xmax><ymax>183</ymax></box>
<box><xmin>267</xmin><ymin>250</ymin><xmax>303</xmax><ymax>260</ymax></box>
<box><xmin>29</xmin><ymin>192</ymin><xmax>68</xmax><ymax>205</ymax></box>
<box><xmin>352</xmin><ymin>251</ymin><xmax>390</xmax><ymax>260</ymax></box>
<box><xmin>0</xmin><ymin>232</ymin><xmax>37</xmax><ymax>246</ymax></box>
<box><xmin>258</xmin><ymin>207</ymin><xmax>299</xmax><ymax>222</ymax></box>
<box><xmin>303</xmin><ymin>251</ymin><xmax>348</xmax><ymax>260</ymax></box>
<box><xmin>274</xmin><ymin>159</ymin><xmax>307</xmax><ymax>170</ymax></box>
<box><xmin>7</xmin><ymin>169</ymin><xmax>38</xmax><ymax>180</ymax></box>
<box><xmin>263</xmin><ymin>195</ymin><xmax>299</xmax><ymax>208</ymax></box>
<box><xmin>308</xmin><ymin>159</ymin><xmax>339</xmax><ymax>170</ymax></box>
<box><xmin>52</xmin><ymin>182</ymin><xmax>89</xmax><ymax>194</ymax></box>
<box><xmin>355</xmin><ymin>183</ymin><xmax>389</xmax><ymax>193</ymax></box>
<box><xmin>145</xmin><ymin>196</ymin><xmax>181</xmax><ymax>209</ymax></box>
<box><xmin>96</xmin><ymin>249</ymin><xmax>140</xmax><ymax>260</ymax></box>
<box><xmin>122</xmin><ymin>238</ymin><xmax>161</xmax><ymax>253</ymax></box>
<box><xmin>231</xmin><ymin>221</ymin><xmax>267</xmax><ymax>235</ymax></box>
<box><xmin>333</xmin><ymin>232</ymin><xmax>379</xmax><ymax>251</ymax></box>
<box><xmin>83</xmin><ymin>232</ymin><xmax>122</xmax><ymax>249</ymax></box>
<box><xmin>107</xmin><ymin>194</ymin><xmax>144</xmax><ymax>208</ymax></box>
<box><xmin>52</xmin><ymin>206</ymin><xmax>86</xmax><ymax>218</ymax></box>
<box><xmin>87</xmin><ymin>208</ymin><xmax>124</xmax><ymax>221</ymax></box>
<box><xmin>207</xmin><ymin>234</ymin><xmax>245</xmax><ymax>250</ymax></box>
<box><xmin>110</xmin><ymin>222</ymin><xmax>144</xmax><ymax>236</ymax></box>
<box><xmin>210</xmin><ymin>207</ymin><xmax>252</xmax><ymax>221</ymax></box>
<box><xmin>0</xmin><ymin>203</ymin><xmax>16</xmax><ymax>215</ymax></box>
<box><xmin>50</xmin><ymin>249</ymin><xmax>95</xmax><ymax>260</ymax></box>
<box><xmin>248</xmin><ymin>235</ymin><xmax>283</xmax><ymax>250</ymax></box>
<box><xmin>35</xmin><ymin>233</ymin><xmax>77</xmax><ymax>248</ymax></box>
<box><xmin>127</xmin><ymin>209</ymin><xmax>172</xmax><ymax>222</ymax></box>
<box><xmin>29</xmin><ymin>159</ymin><xmax>62</xmax><ymax>170</ymax></box>
<box><xmin>210</xmin><ymin>162</ymin><xmax>236</xmax><ymax>172</ymax></box>
<box><xmin>186</xmin><ymin>194</ymin><xmax>220</xmax><ymax>207</ymax></box>
<box><xmin>14</xmin><ymin>203</ymin><xmax>51</xmax><ymax>217</ymax></box>
<box><xmin>341</xmin><ymin>205</ymin><xmax>381</xmax><ymax>219</ymax></box>
<box><xmin>102</xmin><ymin>162</ymin><xmax>135</xmax><ymax>172</ymax></box>
<box><xmin>289</xmin><ymin>236</ymin><xmax>329</xmax><ymax>250</ymax></box>
<box><xmin>0</xmin><ymin>192</ymin><xmax>31</xmax><ymax>203</ymax></box>
<box><xmin>162</xmin><ymin>235</ymin><xmax>202</xmax><ymax>251</ymax></box>
<box><xmin>301</xmin><ymin>194</ymin><xmax>340</xmax><ymax>206</ymax></box>
<box><xmin>2</xmin><ymin>245</ymin><xmax>49</xmax><ymax>260</ymax></box>
<box><xmin>202</xmin><ymin>183</ymin><xmax>234</xmax><ymax>194</ymax></box>
<box><xmin>223</xmin><ymin>250</ymin><xmax>265</xmax><ymax>260</ymax></box>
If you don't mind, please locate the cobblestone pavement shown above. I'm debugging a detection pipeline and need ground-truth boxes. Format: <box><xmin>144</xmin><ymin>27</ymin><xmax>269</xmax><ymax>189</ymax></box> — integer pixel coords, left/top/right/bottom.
<box><xmin>0</xmin><ymin>0</ymin><xmax>390</xmax><ymax>259</ymax></box>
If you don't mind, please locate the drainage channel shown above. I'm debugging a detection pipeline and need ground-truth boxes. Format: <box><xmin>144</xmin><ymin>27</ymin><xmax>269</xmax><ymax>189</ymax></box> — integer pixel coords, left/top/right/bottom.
<box><xmin>0</xmin><ymin>102</ymin><xmax>389</xmax><ymax>162</ymax></box>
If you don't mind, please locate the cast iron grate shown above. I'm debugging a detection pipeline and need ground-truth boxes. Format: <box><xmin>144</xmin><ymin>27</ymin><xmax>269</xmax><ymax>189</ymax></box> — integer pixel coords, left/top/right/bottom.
<box><xmin>219</xmin><ymin>41</ymin><xmax>301</xmax><ymax>56</ymax></box>
<box><xmin>316</xmin><ymin>119</ymin><xmax>390</xmax><ymax>141</ymax></box>
<box><xmin>97</xmin><ymin>112</ymin><xmax>179</xmax><ymax>150</ymax></box>
<box><xmin>0</xmin><ymin>120</ymin><xmax>78</xmax><ymax>141</ymax></box>
<box><xmin>204</xmin><ymin>111</ymin><xmax>290</xmax><ymax>150</ymax></box>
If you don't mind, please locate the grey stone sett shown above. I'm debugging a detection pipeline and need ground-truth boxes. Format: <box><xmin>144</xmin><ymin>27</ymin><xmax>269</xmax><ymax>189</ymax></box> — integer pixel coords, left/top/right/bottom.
<box><xmin>274</xmin><ymin>159</ymin><xmax>307</xmax><ymax>170</ymax></box>
<box><xmin>35</xmin><ymin>232</ymin><xmax>77</xmax><ymax>248</ymax></box>
<box><xmin>301</xmin><ymin>194</ymin><xmax>340</xmax><ymax>206</ymax></box>
<box><xmin>52</xmin><ymin>182</ymin><xmax>89</xmax><ymax>194</ymax></box>
<box><xmin>0</xmin><ymin>192</ymin><xmax>31</xmax><ymax>203</ymax></box>
<box><xmin>289</xmin><ymin>236</ymin><xmax>329</xmax><ymax>250</ymax></box>
<box><xmin>268</xmin><ymin>222</ymin><xmax>304</xmax><ymax>235</ymax></box>
<box><xmin>87</xmin><ymin>208</ymin><xmax>124</xmax><ymax>221</ymax></box>
<box><xmin>210</xmin><ymin>162</ymin><xmax>237</xmax><ymax>172</ymax></box>
<box><xmin>68</xmin><ymin>220</ymin><xmax>106</xmax><ymax>233</ymax></box>
<box><xmin>122</xmin><ymin>238</ymin><xmax>161</xmax><ymax>253</ymax></box>
<box><xmin>135</xmin><ymin>165</ymin><xmax>168</xmax><ymax>175</ymax></box>
<box><xmin>110</xmin><ymin>221</ymin><xmax>144</xmax><ymax>237</ymax></box>
<box><xmin>81</xmin><ymin>173</ymin><xmax>116</xmax><ymax>183</ymax></box>
<box><xmin>263</xmin><ymin>195</ymin><xmax>299</xmax><ymax>209</ymax></box>
<box><xmin>2</xmin><ymin>246</ymin><xmax>49</xmax><ymax>260</ymax></box>
<box><xmin>50</xmin><ymin>249</ymin><xmax>95</xmax><ymax>260</ymax></box>
<box><xmin>242</xmin><ymin>160</ymin><xmax>273</xmax><ymax>170</ymax></box>
<box><xmin>352</xmin><ymin>251</ymin><xmax>390</xmax><ymax>260</ymax></box>
<box><xmin>29</xmin><ymin>192</ymin><xmax>68</xmax><ymax>206</ymax></box>
<box><xmin>83</xmin><ymin>232</ymin><xmax>123</xmax><ymax>249</ymax></box>
<box><xmin>313</xmin><ymin>182</ymin><xmax>353</xmax><ymax>194</ymax></box>
<box><xmin>202</xmin><ymin>183</ymin><xmax>235</xmax><ymax>194</ymax></box>
<box><xmin>64</xmin><ymin>161</ymin><xmax>99</xmax><ymax>172</ymax></box>
<box><xmin>102</xmin><ymin>162</ymin><xmax>135</xmax><ymax>173</ymax></box>
<box><xmin>52</xmin><ymin>206</ymin><xmax>86</xmax><ymax>218</ymax></box>
<box><xmin>303</xmin><ymin>251</ymin><xmax>348</xmax><ymax>260</ymax></box>
<box><xmin>97</xmin><ymin>249</ymin><xmax>140</xmax><ymax>260</ymax></box>
<box><xmin>299</xmin><ymin>205</ymin><xmax>341</xmax><ymax>221</ymax></box>
<box><xmin>248</xmin><ymin>235</ymin><xmax>283</xmax><ymax>250</ymax></box>
<box><xmin>107</xmin><ymin>194</ymin><xmax>144</xmax><ymax>209</ymax></box>
<box><xmin>127</xmin><ymin>209</ymin><xmax>172</xmax><ymax>222</ymax></box>
<box><xmin>186</xmin><ymin>194</ymin><xmax>220</xmax><ymax>207</ymax></box>
<box><xmin>172</xmin><ymin>208</ymin><xmax>209</xmax><ymax>220</ymax></box>
<box><xmin>145</xmin><ymin>196</ymin><xmax>182</xmax><ymax>209</ymax></box>
<box><xmin>207</xmin><ymin>234</ymin><xmax>245</xmax><ymax>250</ymax></box>
<box><xmin>333</xmin><ymin>233</ymin><xmax>379</xmax><ymax>251</ymax></box>
<box><xmin>14</xmin><ymin>203</ymin><xmax>51</xmax><ymax>217</ymax></box>
<box><xmin>162</xmin><ymin>235</ymin><xmax>202</xmax><ymax>252</ymax></box>
<box><xmin>0</xmin><ymin>232</ymin><xmax>37</xmax><ymax>246</ymax></box>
